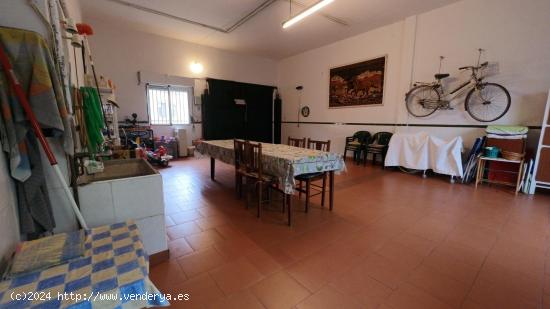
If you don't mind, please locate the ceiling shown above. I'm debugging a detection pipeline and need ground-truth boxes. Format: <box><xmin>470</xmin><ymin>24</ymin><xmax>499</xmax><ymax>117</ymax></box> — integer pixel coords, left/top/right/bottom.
<box><xmin>81</xmin><ymin>0</ymin><xmax>460</xmax><ymax>59</ymax></box>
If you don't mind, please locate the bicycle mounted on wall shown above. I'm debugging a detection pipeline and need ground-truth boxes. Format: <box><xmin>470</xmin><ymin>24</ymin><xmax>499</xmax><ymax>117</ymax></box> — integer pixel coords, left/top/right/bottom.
<box><xmin>405</xmin><ymin>49</ymin><xmax>511</xmax><ymax>122</ymax></box>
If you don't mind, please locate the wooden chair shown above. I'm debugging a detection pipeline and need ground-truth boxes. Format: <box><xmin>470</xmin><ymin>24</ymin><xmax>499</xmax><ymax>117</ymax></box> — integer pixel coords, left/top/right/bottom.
<box><xmin>288</xmin><ymin>137</ymin><xmax>306</xmax><ymax>148</ymax></box>
<box><xmin>234</xmin><ymin>139</ymin><xmax>246</xmax><ymax>198</ymax></box>
<box><xmin>344</xmin><ymin>131</ymin><xmax>371</xmax><ymax>164</ymax></box>
<box><xmin>235</xmin><ymin>140</ymin><xmax>277</xmax><ymax>218</ymax></box>
<box><xmin>364</xmin><ymin>132</ymin><xmax>393</xmax><ymax>167</ymax></box>
<box><xmin>295</xmin><ymin>139</ymin><xmax>330</xmax><ymax>212</ymax></box>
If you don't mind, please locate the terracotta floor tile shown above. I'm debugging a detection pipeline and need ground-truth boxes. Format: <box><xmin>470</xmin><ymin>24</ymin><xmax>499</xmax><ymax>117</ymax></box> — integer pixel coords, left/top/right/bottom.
<box><xmin>205</xmin><ymin>290</ymin><xmax>264</xmax><ymax>309</ymax></box>
<box><xmin>297</xmin><ymin>285</ymin><xmax>363</xmax><ymax>309</ymax></box>
<box><xmin>431</xmin><ymin>240</ymin><xmax>489</xmax><ymax>269</ymax></box>
<box><xmin>390</xmin><ymin>232</ymin><xmax>438</xmax><ymax>256</ymax></box>
<box><xmin>329</xmin><ymin>262</ymin><xmax>393</xmax><ymax>308</ymax></box>
<box><xmin>467</xmin><ymin>278</ymin><xmax>540</xmax><ymax>309</ymax></box>
<box><xmin>164</xmin><ymin>273</ymin><xmax>224</xmax><ymax>309</ymax></box>
<box><xmin>245</xmin><ymin>248</ymin><xmax>283</xmax><ymax>276</ymax></box>
<box><xmin>421</xmin><ymin>250</ymin><xmax>481</xmax><ymax>286</ymax></box>
<box><xmin>177</xmin><ymin>247</ymin><xmax>227</xmax><ymax>277</ymax></box>
<box><xmin>197</xmin><ymin>206</ymin><xmax>226</xmax><ymax>218</ymax></box>
<box><xmin>147</xmin><ymin>158</ymin><xmax>550</xmax><ymax>309</ymax></box>
<box><xmin>446</xmin><ymin>223</ymin><xmax>499</xmax><ymax>252</ymax></box>
<box><xmin>166</xmin><ymin>222</ymin><xmax>202</xmax><ymax>240</ymax></box>
<box><xmin>185</xmin><ymin>229</ymin><xmax>225</xmax><ymax>250</ymax></box>
<box><xmin>165</xmin><ymin>215</ymin><xmax>175</xmax><ymax>227</ymax></box>
<box><xmin>195</xmin><ymin>215</ymin><xmax>230</xmax><ymax>230</ymax></box>
<box><xmin>214</xmin><ymin>236</ymin><xmax>260</xmax><ymax>260</ymax></box>
<box><xmin>286</xmin><ymin>242</ymin><xmax>363</xmax><ymax>292</ymax></box>
<box><xmin>251</xmin><ymin>271</ymin><xmax>311</xmax><ymax>309</ymax></box>
<box><xmin>385</xmin><ymin>283</ymin><xmax>454</xmax><ymax>309</ymax></box>
<box><xmin>209</xmin><ymin>258</ymin><xmax>264</xmax><ymax>294</ymax></box>
<box><xmin>149</xmin><ymin>259</ymin><xmax>187</xmax><ymax>290</ymax></box>
<box><xmin>460</xmin><ymin>299</ymin><xmax>487</xmax><ymax>309</ymax></box>
<box><xmin>485</xmin><ymin>241</ymin><xmax>545</xmax><ymax>278</ymax></box>
<box><xmin>171</xmin><ymin>209</ymin><xmax>204</xmax><ymax>224</ymax></box>
<box><xmin>168</xmin><ymin>237</ymin><xmax>194</xmax><ymax>259</ymax></box>
<box><xmin>376</xmin><ymin>241</ymin><xmax>427</xmax><ymax>270</ymax></box>
<box><xmin>261</xmin><ymin>244</ymin><xmax>297</xmax><ymax>268</ymax></box>
<box><xmin>407</xmin><ymin>265</ymin><xmax>471</xmax><ymax>308</ymax></box>
<box><xmin>471</xmin><ymin>262</ymin><xmax>543</xmax><ymax>303</ymax></box>
<box><xmin>359</xmin><ymin>254</ymin><xmax>413</xmax><ymax>289</ymax></box>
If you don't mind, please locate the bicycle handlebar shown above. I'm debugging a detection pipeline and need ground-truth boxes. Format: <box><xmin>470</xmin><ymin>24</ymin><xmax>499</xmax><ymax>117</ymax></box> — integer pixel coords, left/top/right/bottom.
<box><xmin>459</xmin><ymin>62</ymin><xmax>489</xmax><ymax>71</ymax></box>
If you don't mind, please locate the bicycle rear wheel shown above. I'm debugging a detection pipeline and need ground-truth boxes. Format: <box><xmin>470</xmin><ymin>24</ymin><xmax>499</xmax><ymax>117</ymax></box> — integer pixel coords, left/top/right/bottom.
<box><xmin>405</xmin><ymin>85</ymin><xmax>440</xmax><ymax>117</ymax></box>
<box><xmin>465</xmin><ymin>83</ymin><xmax>511</xmax><ymax>122</ymax></box>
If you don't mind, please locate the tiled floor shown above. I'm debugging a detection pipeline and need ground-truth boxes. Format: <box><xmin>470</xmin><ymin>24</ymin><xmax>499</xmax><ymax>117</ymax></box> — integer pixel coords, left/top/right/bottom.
<box><xmin>150</xmin><ymin>157</ymin><xmax>550</xmax><ymax>309</ymax></box>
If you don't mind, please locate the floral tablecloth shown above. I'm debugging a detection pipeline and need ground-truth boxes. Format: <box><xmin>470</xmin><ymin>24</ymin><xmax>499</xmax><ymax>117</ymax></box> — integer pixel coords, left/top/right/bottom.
<box><xmin>196</xmin><ymin>140</ymin><xmax>346</xmax><ymax>194</ymax></box>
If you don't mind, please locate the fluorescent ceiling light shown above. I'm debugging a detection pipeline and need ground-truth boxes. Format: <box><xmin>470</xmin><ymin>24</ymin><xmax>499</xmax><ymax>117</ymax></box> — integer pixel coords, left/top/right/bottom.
<box><xmin>282</xmin><ymin>0</ymin><xmax>335</xmax><ymax>29</ymax></box>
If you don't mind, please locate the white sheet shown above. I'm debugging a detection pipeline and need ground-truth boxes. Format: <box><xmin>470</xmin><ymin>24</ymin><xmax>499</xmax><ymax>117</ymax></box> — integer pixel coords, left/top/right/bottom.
<box><xmin>384</xmin><ymin>132</ymin><xmax>464</xmax><ymax>177</ymax></box>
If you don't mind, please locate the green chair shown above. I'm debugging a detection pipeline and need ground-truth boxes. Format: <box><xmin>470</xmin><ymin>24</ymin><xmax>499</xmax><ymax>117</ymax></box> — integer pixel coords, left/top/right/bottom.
<box><xmin>344</xmin><ymin>131</ymin><xmax>371</xmax><ymax>165</ymax></box>
<box><xmin>364</xmin><ymin>132</ymin><xmax>393</xmax><ymax>167</ymax></box>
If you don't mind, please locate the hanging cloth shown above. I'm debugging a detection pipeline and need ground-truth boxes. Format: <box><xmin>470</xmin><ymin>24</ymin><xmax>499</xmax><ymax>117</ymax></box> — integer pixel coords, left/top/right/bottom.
<box><xmin>80</xmin><ymin>87</ymin><xmax>104</xmax><ymax>154</ymax></box>
<box><xmin>0</xmin><ymin>27</ymin><xmax>75</xmax><ymax>234</ymax></box>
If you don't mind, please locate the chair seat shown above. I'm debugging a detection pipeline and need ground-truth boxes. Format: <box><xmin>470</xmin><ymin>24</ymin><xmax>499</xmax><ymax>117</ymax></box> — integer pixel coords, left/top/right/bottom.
<box><xmin>237</xmin><ymin>168</ymin><xmax>277</xmax><ymax>183</ymax></box>
<box><xmin>295</xmin><ymin>172</ymin><xmax>324</xmax><ymax>181</ymax></box>
<box><xmin>368</xmin><ymin>143</ymin><xmax>385</xmax><ymax>149</ymax></box>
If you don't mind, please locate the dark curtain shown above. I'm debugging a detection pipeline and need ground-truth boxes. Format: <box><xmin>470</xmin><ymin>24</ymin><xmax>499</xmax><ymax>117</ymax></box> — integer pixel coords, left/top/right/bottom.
<box><xmin>202</xmin><ymin>79</ymin><xmax>278</xmax><ymax>143</ymax></box>
<box><xmin>273</xmin><ymin>94</ymin><xmax>282</xmax><ymax>144</ymax></box>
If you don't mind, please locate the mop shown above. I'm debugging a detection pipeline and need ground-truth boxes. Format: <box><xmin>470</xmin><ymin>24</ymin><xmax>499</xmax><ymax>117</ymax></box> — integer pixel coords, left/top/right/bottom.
<box><xmin>0</xmin><ymin>46</ymin><xmax>88</xmax><ymax>230</ymax></box>
<box><xmin>76</xmin><ymin>23</ymin><xmax>111</xmax><ymax>139</ymax></box>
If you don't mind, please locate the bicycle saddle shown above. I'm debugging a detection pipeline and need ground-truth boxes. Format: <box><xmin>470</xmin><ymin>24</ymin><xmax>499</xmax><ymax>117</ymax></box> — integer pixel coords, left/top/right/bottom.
<box><xmin>434</xmin><ymin>73</ymin><xmax>450</xmax><ymax>80</ymax></box>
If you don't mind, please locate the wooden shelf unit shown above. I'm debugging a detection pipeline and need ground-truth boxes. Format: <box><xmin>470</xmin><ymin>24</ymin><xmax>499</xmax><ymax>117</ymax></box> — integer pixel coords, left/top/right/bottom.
<box><xmin>530</xmin><ymin>89</ymin><xmax>550</xmax><ymax>193</ymax></box>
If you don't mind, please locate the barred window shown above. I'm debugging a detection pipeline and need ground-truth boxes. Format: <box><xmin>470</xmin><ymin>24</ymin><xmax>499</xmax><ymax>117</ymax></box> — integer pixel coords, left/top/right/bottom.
<box><xmin>147</xmin><ymin>84</ymin><xmax>191</xmax><ymax>125</ymax></box>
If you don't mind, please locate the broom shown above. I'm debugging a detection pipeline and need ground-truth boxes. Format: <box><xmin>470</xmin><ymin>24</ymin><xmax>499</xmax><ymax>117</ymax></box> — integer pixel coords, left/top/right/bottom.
<box><xmin>76</xmin><ymin>23</ymin><xmax>111</xmax><ymax>139</ymax></box>
<box><xmin>0</xmin><ymin>46</ymin><xmax>88</xmax><ymax>229</ymax></box>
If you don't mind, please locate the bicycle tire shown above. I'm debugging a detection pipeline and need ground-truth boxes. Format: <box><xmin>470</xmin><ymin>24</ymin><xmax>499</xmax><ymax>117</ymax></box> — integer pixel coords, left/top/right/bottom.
<box><xmin>405</xmin><ymin>85</ymin><xmax>440</xmax><ymax>117</ymax></box>
<box><xmin>465</xmin><ymin>83</ymin><xmax>511</xmax><ymax>122</ymax></box>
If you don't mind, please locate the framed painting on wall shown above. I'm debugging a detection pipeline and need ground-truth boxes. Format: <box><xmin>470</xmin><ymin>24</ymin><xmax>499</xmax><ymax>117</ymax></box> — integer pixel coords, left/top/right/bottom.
<box><xmin>329</xmin><ymin>56</ymin><xmax>386</xmax><ymax>108</ymax></box>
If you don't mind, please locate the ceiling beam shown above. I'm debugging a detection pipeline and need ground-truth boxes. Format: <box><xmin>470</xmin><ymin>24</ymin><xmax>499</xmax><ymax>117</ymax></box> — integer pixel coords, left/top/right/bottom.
<box><xmin>105</xmin><ymin>0</ymin><xmax>347</xmax><ymax>33</ymax></box>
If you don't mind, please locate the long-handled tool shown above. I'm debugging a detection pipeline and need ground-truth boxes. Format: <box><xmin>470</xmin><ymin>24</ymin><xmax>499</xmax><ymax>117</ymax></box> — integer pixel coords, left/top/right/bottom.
<box><xmin>0</xmin><ymin>46</ymin><xmax>88</xmax><ymax>229</ymax></box>
<box><xmin>76</xmin><ymin>23</ymin><xmax>111</xmax><ymax>139</ymax></box>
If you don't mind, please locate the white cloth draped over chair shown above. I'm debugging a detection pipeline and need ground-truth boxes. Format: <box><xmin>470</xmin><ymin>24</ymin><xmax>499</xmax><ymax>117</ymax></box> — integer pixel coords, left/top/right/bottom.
<box><xmin>384</xmin><ymin>132</ymin><xmax>464</xmax><ymax>177</ymax></box>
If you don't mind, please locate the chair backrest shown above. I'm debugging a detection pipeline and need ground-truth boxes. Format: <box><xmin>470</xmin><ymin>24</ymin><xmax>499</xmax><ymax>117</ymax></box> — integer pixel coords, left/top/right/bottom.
<box><xmin>243</xmin><ymin>140</ymin><xmax>263</xmax><ymax>178</ymax></box>
<box><xmin>307</xmin><ymin>139</ymin><xmax>331</xmax><ymax>152</ymax></box>
<box><xmin>234</xmin><ymin>139</ymin><xmax>246</xmax><ymax>170</ymax></box>
<box><xmin>371</xmin><ymin>132</ymin><xmax>393</xmax><ymax>145</ymax></box>
<box><xmin>353</xmin><ymin>131</ymin><xmax>371</xmax><ymax>143</ymax></box>
<box><xmin>288</xmin><ymin>137</ymin><xmax>306</xmax><ymax>148</ymax></box>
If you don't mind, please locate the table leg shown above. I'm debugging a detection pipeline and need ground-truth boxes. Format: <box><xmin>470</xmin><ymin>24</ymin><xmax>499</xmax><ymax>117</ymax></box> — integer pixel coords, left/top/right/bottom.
<box><xmin>287</xmin><ymin>193</ymin><xmax>292</xmax><ymax>226</ymax></box>
<box><xmin>329</xmin><ymin>171</ymin><xmax>335</xmax><ymax>211</ymax></box>
<box><xmin>210</xmin><ymin>157</ymin><xmax>215</xmax><ymax>180</ymax></box>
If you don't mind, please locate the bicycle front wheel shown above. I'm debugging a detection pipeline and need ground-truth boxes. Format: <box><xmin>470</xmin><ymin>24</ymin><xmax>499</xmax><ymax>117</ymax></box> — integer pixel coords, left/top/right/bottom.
<box><xmin>405</xmin><ymin>85</ymin><xmax>440</xmax><ymax>117</ymax></box>
<box><xmin>465</xmin><ymin>83</ymin><xmax>511</xmax><ymax>122</ymax></box>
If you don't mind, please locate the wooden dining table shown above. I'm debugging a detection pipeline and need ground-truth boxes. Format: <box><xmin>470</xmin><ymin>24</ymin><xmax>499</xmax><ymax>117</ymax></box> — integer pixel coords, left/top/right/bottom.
<box><xmin>196</xmin><ymin>140</ymin><xmax>346</xmax><ymax>224</ymax></box>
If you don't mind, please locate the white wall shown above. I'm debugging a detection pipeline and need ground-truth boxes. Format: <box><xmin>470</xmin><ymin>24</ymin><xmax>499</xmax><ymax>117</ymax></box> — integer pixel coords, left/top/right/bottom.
<box><xmin>87</xmin><ymin>19</ymin><xmax>278</xmax><ymax>144</ymax></box>
<box><xmin>278</xmin><ymin>0</ymin><xmax>550</xmax><ymax>154</ymax></box>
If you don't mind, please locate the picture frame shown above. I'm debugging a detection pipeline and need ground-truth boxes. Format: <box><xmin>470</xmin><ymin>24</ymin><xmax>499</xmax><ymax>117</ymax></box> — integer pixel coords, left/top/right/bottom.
<box><xmin>329</xmin><ymin>55</ymin><xmax>387</xmax><ymax>108</ymax></box>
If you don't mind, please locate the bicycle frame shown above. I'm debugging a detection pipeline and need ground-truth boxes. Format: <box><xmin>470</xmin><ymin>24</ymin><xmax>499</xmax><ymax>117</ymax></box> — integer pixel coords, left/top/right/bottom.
<box><xmin>434</xmin><ymin>68</ymin><xmax>483</xmax><ymax>102</ymax></box>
